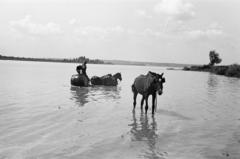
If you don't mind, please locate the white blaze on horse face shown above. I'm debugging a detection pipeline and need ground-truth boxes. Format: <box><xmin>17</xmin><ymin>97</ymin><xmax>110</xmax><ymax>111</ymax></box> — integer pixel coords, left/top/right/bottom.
<box><xmin>157</xmin><ymin>81</ymin><xmax>163</xmax><ymax>95</ymax></box>
<box><xmin>158</xmin><ymin>89</ymin><xmax>163</xmax><ymax>95</ymax></box>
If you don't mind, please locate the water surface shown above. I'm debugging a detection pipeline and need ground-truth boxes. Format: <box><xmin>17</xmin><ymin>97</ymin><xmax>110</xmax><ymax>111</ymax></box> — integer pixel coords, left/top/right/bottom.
<box><xmin>1</xmin><ymin>61</ymin><xmax>240</xmax><ymax>159</ymax></box>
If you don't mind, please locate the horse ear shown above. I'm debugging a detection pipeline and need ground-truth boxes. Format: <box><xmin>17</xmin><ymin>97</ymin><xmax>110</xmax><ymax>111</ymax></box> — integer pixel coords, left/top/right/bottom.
<box><xmin>161</xmin><ymin>73</ymin><xmax>164</xmax><ymax>77</ymax></box>
<box><xmin>162</xmin><ymin>77</ymin><xmax>166</xmax><ymax>83</ymax></box>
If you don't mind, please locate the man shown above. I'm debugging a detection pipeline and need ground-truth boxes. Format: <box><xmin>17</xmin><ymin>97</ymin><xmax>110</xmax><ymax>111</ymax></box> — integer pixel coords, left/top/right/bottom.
<box><xmin>76</xmin><ymin>61</ymin><xmax>90</xmax><ymax>82</ymax></box>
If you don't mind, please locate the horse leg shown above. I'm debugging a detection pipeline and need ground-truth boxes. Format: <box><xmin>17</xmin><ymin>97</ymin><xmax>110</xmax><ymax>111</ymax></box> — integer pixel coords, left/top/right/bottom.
<box><xmin>133</xmin><ymin>92</ymin><xmax>137</xmax><ymax>111</ymax></box>
<box><xmin>141</xmin><ymin>96</ymin><xmax>145</xmax><ymax>111</ymax></box>
<box><xmin>145</xmin><ymin>95</ymin><xmax>149</xmax><ymax>114</ymax></box>
<box><xmin>152</xmin><ymin>93</ymin><xmax>156</xmax><ymax>115</ymax></box>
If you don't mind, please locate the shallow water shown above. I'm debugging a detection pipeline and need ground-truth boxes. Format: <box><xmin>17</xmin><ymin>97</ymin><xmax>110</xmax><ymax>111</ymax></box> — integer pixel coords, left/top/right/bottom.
<box><xmin>1</xmin><ymin>60</ymin><xmax>240</xmax><ymax>159</ymax></box>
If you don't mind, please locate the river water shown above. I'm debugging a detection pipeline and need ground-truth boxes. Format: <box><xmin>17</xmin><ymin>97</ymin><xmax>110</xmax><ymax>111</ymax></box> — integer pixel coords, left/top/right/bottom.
<box><xmin>1</xmin><ymin>60</ymin><xmax>240</xmax><ymax>159</ymax></box>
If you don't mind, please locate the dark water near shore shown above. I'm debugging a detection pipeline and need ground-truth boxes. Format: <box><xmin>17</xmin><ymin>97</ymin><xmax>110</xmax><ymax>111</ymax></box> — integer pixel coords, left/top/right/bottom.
<box><xmin>1</xmin><ymin>60</ymin><xmax>240</xmax><ymax>159</ymax></box>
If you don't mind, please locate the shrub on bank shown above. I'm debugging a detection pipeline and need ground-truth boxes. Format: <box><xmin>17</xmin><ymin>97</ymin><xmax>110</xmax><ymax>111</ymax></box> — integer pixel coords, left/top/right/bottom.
<box><xmin>211</xmin><ymin>66</ymin><xmax>228</xmax><ymax>75</ymax></box>
<box><xmin>183</xmin><ymin>66</ymin><xmax>190</xmax><ymax>71</ymax></box>
<box><xmin>225</xmin><ymin>64</ymin><xmax>240</xmax><ymax>77</ymax></box>
<box><xmin>183</xmin><ymin>64</ymin><xmax>240</xmax><ymax>78</ymax></box>
<box><xmin>183</xmin><ymin>65</ymin><xmax>211</xmax><ymax>71</ymax></box>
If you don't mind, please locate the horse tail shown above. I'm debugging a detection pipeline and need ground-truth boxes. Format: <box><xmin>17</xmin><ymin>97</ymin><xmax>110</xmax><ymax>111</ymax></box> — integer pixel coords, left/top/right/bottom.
<box><xmin>131</xmin><ymin>83</ymin><xmax>136</xmax><ymax>93</ymax></box>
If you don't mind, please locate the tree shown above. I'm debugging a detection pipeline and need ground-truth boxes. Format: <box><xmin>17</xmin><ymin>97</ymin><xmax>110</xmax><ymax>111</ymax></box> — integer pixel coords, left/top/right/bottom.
<box><xmin>209</xmin><ymin>50</ymin><xmax>222</xmax><ymax>66</ymax></box>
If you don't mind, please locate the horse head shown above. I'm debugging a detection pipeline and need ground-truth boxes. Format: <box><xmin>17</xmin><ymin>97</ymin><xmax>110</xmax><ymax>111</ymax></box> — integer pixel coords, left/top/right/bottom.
<box><xmin>149</xmin><ymin>72</ymin><xmax>165</xmax><ymax>95</ymax></box>
<box><xmin>113</xmin><ymin>72</ymin><xmax>122</xmax><ymax>81</ymax></box>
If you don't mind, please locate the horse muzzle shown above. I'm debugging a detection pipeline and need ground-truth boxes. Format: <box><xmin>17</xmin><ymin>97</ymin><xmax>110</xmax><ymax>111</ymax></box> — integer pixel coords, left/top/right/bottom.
<box><xmin>158</xmin><ymin>90</ymin><xmax>163</xmax><ymax>95</ymax></box>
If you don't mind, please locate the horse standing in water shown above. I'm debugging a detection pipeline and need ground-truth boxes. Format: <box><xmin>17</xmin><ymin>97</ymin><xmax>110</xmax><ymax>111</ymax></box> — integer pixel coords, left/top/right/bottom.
<box><xmin>91</xmin><ymin>72</ymin><xmax>122</xmax><ymax>86</ymax></box>
<box><xmin>132</xmin><ymin>71</ymin><xmax>165</xmax><ymax>115</ymax></box>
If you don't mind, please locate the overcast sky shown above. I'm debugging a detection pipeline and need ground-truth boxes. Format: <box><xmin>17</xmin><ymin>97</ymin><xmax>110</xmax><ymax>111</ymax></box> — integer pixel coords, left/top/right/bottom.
<box><xmin>0</xmin><ymin>0</ymin><xmax>239</xmax><ymax>64</ymax></box>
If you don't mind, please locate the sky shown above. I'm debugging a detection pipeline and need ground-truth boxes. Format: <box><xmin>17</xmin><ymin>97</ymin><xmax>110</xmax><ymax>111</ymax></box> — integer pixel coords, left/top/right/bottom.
<box><xmin>0</xmin><ymin>0</ymin><xmax>239</xmax><ymax>64</ymax></box>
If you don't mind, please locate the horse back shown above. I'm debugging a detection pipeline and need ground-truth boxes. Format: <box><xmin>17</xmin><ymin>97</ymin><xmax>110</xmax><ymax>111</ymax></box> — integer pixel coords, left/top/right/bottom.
<box><xmin>90</xmin><ymin>76</ymin><xmax>102</xmax><ymax>85</ymax></box>
<box><xmin>71</xmin><ymin>74</ymin><xmax>88</xmax><ymax>86</ymax></box>
<box><xmin>133</xmin><ymin>74</ymin><xmax>154</xmax><ymax>94</ymax></box>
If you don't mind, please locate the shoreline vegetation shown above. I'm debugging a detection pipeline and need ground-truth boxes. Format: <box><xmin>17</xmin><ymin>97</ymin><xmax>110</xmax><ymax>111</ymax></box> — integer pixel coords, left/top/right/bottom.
<box><xmin>0</xmin><ymin>55</ymin><xmax>106</xmax><ymax>65</ymax></box>
<box><xmin>182</xmin><ymin>50</ymin><xmax>240</xmax><ymax>78</ymax></box>
<box><xmin>1</xmin><ymin>53</ymin><xmax>239</xmax><ymax>78</ymax></box>
<box><xmin>0</xmin><ymin>54</ymin><xmax>189</xmax><ymax>67</ymax></box>
<box><xmin>183</xmin><ymin>64</ymin><xmax>240</xmax><ymax>78</ymax></box>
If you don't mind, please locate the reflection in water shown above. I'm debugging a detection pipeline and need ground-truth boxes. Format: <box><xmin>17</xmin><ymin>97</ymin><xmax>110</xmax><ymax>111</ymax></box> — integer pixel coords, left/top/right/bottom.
<box><xmin>70</xmin><ymin>86</ymin><xmax>121</xmax><ymax>106</ymax></box>
<box><xmin>207</xmin><ymin>74</ymin><xmax>219</xmax><ymax>90</ymax></box>
<box><xmin>129</xmin><ymin>112</ymin><xmax>164</xmax><ymax>159</ymax></box>
<box><xmin>70</xmin><ymin>86</ymin><xmax>90</xmax><ymax>106</ymax></box>
<box><xmin>157</xmin><ymin>109</ymin><xmax>192</xmax><ymax>120</ymax></box>
<box><xmin>207</xmin><ymin>74</ymin><xmax>219</xmax><ymax>99</ymax></box>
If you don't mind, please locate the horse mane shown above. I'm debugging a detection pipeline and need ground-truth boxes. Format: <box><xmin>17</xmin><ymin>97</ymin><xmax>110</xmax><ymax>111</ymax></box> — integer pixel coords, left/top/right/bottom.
<box><xmin>148</xmin><ymin>71</ymin><xmax>164</xmax><ymax>79</ymax></box>
<box><xmin>143</xmin><ymin>73</ymin><xmax>155</xmax><ymax>92</ymax></box>
<box><xmin>113</xmin><ymin>72</ymin><xmax>120</xmax><ymax>76</ymax></box>
<box><xmin>148</xmin><ymin>71</ymin><xmax>157</xmax><ymax>77</ymax></box>
<box><xmin>113</xmin><ymin>72</ymin><xmax>122</xmax><ymax>80</ymax></box>
<box><xmin>145</xmin><ymin>71</ymin><xmax>165</xmax><ymax>92</ymax></box>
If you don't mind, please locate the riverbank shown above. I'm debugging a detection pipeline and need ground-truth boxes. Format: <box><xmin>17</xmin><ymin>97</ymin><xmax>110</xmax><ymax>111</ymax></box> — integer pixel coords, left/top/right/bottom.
<box><xmin>183</xmin><ymin>64</ymin><xmax>240</xmax><ymax>78</ymax></box>
<box><xmin>0</xmin><ymin>54</ymin><xmax>191</xmax><ymax>67</ymax></box>
<box><xmin>0</xmin><ymin>55</ymin><xmax>106</xmax><ymax>64</ymax></box>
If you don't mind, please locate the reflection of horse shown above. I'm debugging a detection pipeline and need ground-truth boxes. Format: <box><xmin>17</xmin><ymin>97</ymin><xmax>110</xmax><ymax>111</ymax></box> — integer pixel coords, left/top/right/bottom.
<box><xmin>70</xmin><ymin>86</ymin><xmax>89</xmax><ymax>106</ymax></box>
<box><xmin>71</xmin><ymin>74</ymin><xmax>89</xmax><ymax>87</ymax></box>
<box><xmin>88</xmin><ymin>86</ymin><xmax>121</xmax><ymax>101</ymax></box>
<box><xmin>70</xmin><ymin>85</ymin><xmax>121</xmax><ymax>106</ymax></box>
<box><xmin>129</xmin><ymin>112</ymin><xmax>163</xmax><ymax>159</ymax></box>
<box><xmin>91</xmin><ymin>72</ymin><xmax>122</xmax><ymax>86</ymax></box>
<box><xmin>132</xmin><ymin>71</ymin><xmax>165</xmax><ymax>114</ymax></box>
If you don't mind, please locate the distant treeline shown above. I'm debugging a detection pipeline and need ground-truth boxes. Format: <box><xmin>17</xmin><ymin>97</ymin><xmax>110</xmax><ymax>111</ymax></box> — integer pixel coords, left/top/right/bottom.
<box><xmin>0</xmin><ymin>55</ymin><xmax>107</xmax><ymax>64</ymax></box>
<box><xmin>0</xmin><ymin>54</ymin><xmax>191</xmax><ymax>67</ymax></box>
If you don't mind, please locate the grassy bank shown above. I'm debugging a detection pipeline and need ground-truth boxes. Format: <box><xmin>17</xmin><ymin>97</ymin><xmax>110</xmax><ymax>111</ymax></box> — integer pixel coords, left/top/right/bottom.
<box><xmin>183</xmin><ymin>64</ymin><xmax>240</xmax><ymax>78</ymax></box>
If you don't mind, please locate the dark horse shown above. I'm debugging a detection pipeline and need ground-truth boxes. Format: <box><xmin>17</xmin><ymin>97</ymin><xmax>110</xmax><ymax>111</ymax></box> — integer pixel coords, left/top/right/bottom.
<box><xmin>91</xmin><ymin>72</ymin><xmax>122</xmax><ymax>86</ymax></box>
<box><xmin>132</xmin><ymin>71</ymin><xmax>165</xmax><ymax>114</ymax></box>
<box><xmin>71</xmin><ymin>74</ymin><xmax>89</xmax><ymax>87</ymax></box>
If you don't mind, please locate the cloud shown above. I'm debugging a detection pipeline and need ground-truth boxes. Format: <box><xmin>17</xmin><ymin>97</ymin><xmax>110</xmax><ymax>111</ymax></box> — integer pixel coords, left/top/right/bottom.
<box><xmin>154</xmin><ymin>0</ymin><xmax>195</xmax><ymax>21</ymax></box>
<box><xmin>135</xmin><ymin>23</ymin><xmax>224</xmax><ymax>41</ymax></box>
<box><xmin>73</xmin><ymin>26</ymin><xmax>166</xmax><ymax>39</ymax></box>
<box><xmin>135</xmin><ymin>9</ymin><xmax>152</xmax><ymax>19</ymax></box>
<box><xmin>184</xmin><ymin>23</ymin><xmax>224</xmax><ymax>39</ymax></box>
<box><xmin>9</xmin><ymin>15</ymin><xmax>62</xmax><ymax>35</ymax></box>
<box><xmin>74</xmin><ymin>26</ymin><xmax>125</xmax><ymax>39</ymax></box>
<box><xmin>140</xmin><ymin>28</ymin><xmax>163</xmax><ymax>38</ymax></box>
<box><xmin>69</xmin><ymin>18</ymin><xmax>78</xmax><ymax>25</ymax></box>
<box><xmin>185</xmin><ymin>28</ymin><xmax>223</xmax><ymax>39</ymax></box>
